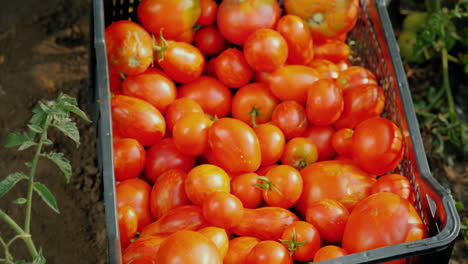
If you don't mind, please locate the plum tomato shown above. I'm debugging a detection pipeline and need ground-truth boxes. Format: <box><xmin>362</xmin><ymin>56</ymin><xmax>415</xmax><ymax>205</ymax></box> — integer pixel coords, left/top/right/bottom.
<box><xmin>313</xmin><ymin>245</ymin><xmax>348</xmax><ymax>262</ymax></box>
<box><xmin>194</xmin><ymin>25</ymin><xmax>229</xmax><ymax>56</ymax></box>
<box><xmin>202</xmin><ymin>191</ymin><xmax>244</xmax><ymax>229</ymax></box>
<box><xmin>308</xmin><ymin>59</ymin><xmax>340</xmax><ymax>79</ymax></box>
<box><xmin>122</xmin><ymin>235</ymin><xmax>168</xmax><ymax>264</ymax></box>
<box><xmin>113</xmin><ymin>138</ymin><xmax>146</xmax><ymax>181</ymax></box>
<box><xmin>280</xmin><ymin>221</ymin><xmax>321</xmax><ymax>262</ymax></box>
<box><xmin>302</xmin><ymin>125</ymin><xmax>337</xmax><ymax>161</ymax></box>
<box><xmin>165</xmin><ymin>98</ymin><xmax>204</xmax><ymax>131</ymax></box>
<box><xmin>197</xmin><ymin>0</ymin><xmax>217</xmax><ymax>25</ymax></box>
<box><xmin>185</xmin><ymin>164</ymin><xmax>231</xmax><ymax>205</ymax></box>
<box><xmin>331</xmin><ymin>128</ymin><xmax>354</xmax><ymax>157</ymax></box>
<box><xmin>276</xmin><ymin>15</ymin><xmax>314</xmax><ymax>65</ymax></box>
<box><xmin>272</xmin><ymin>101</ymin><xmax>308</xmax><ymax>139</ymax></box>
<box><xmin>173</xmin><ymin>112</ymin><xmax>212</xmax><ymax>156</ymax></box>
<box><xmin>116</xmin><ymin>179</ymin><xmax>153</xmax><ymax>231</ymax></box>
<box><xmin>198</xmin><ymin>227</ymin><xmax>229</xmax><ymax>259</ymax></box>
<box><xmin>245</xmin><ymin>240</ymin><xmax>293</xmax><ymax>264</ymax></box>
<box><xmin>371</xmin><ymin>173</ymin><xmax>414</xmax><ymax>202</ymax></box>
<box><xmin>243</xmin><ymin>29</ymin><xmax>288</xmax><ymax>73</ymax></box>
<box><xmin>281</xmin><ymin>137</ymin><xmax>318</xmax><ymax>170</ymax></box>
<box><xmin>118</xmin><ymin>205</ymin><xmax>138</xmax><ymax>250</ymax></box>
<box><xmin>224</xmin><ymin>236</ymin><xmax>260</xmax><ymax>264</ymax></box>
<box><xmin>336</xmin><ymin>66</ymin><xmax>378</xmax><ymax>91</ymax></box>
<box><xmin>305</xmin><ymin>199</ymin><xmax>349</xmax><ymax>243</ymax></box>
<box><xmin>259</xmin><ymin>165</ymin><xmax>303</xmax><ymax>209</ymax></box>
<box><xmin>231</xmin><ymin>172</ymin><xmax>263</xmax><ymax>209</ymax></box>
<box><xmin>306</xmin><ymin>78</ymin><xmax>344</xmax><ymax>126</ymax></box>
<box><xmin>268</xmin><ymin>65</ymin><xmax>319</xmax><ymax>104</ymax></box>
<box><xmin>313</xmin><ymin>39</ymin><xmax>351</xmax><ymax>63</ymax></box>
<box><xmin>215</xmin><ymin>48</ymin><xmax>252</xmax><ymax>88</ymax></box>
<box><xmin>254</xmin><ymin>124</ymin><xmax>285</xmax><ymax>166</ymax></box>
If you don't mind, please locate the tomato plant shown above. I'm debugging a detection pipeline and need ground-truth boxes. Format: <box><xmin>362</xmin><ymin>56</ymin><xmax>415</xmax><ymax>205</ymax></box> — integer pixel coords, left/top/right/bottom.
<box><xmin>113</xmin><ymin>138</ymin><xmax>146</xmax><ymax>181</ymax></box>
<box><xmin>185</xmin><ymin>164</ymin><xmax>231</xmax><ymax>205</ymax></box>
<box><xmin>244</xmin><ymin>29</ymin><xmax>288</xmax><ymax>73</ymax></box>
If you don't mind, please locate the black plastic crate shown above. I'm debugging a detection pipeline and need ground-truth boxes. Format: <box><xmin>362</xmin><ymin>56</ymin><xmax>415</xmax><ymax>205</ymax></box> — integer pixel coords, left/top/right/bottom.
<box><xmin>91</xmin><ymin>0</ymin><xmax>461</xmax><ymax>263</ymax></box>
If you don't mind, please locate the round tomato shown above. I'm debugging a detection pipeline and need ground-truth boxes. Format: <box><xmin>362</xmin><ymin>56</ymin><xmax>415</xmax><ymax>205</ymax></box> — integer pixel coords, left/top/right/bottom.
<box><xmin>302</xmin><ymin>125</ymin><xmax>337</xmax><ymax>161</ymax></box>
<box><xmin>305</xmin><ymin>199</ymin><xmax>349</xmax><ymax>243</ymax></box>
<box><xmin>276</xmin><ymin>15</ymin><xmax>314</xmax><ymax>65</ymax></box>
<box><xmin>244</xmin><ymin>29</ymin><xmax>288</xmax><ymax>73</ymax></box>
<box><xmin>336</xmin><ymin>66</ymin><xmax>378</xmax><ymax>91</ymax></box>
<box><xmin>281</xmin><ymin>137</ymin><xmax>318</xmax><ymax>170</ymax></box>
<box><xmin>246</xmin><ymin>240</ymin><xmax>293</xmax><ymax>264</ymax></box>
<box><xmin>202</xmin><ymin>191</ymin><xmax>244</xmax><ymax>229</ymax></box>
<box><xmin>259</xmin><ymin>165</ymin><xmax>303</xmax><ymax>209</ymax></box>
<box><xmin>313</xmin><ymin>39</ymin><xmax>351</xmax><ymax>63</ymax></box>
<box><xmin>113</xmin><ymin>138</ymin><xmax>146</xmax><ymax>181</ymax></box>
<box><xmin>231</xmin><ymin>172</ymin><xmax>263</xmax><ymax>209</ymax></box>
<box><xmin>215</xmin><ymin>48</ymin><xmax>252</xmax><ymax>88</ymax></box>
<box><xmin>280</xmin><ymin>221</ymin><xmax>321</xmax><ymax>262</ymax></box>
<box><xmin>173</xmin><ymin>112</ymin><xmax>212</xmax><ymax>156</ymax></box>
<box><xmin>198</xmin><ymin>227</ymin><xmax>229</xmax><ymax>259</ymax></box>
<box><xmin>306</xmin><ymin>78</ymin><xmax>344</xmax><ymax>126</ymax></box>
<box><xmin>308</xmin><ymin>59</ymin><xmax>340</xmax><ymax>79</ymax></box>
<box><xmin>313</xmin><ymin>245</ymin><xmax>347</xmax><ymax>262</ymax></box>
<box><xmin>197</xmin><ymin>0</ymin><xmax>217</xmax><ymax>25</ymax></box>
<box><xmin>122</xmin><ymin>235</ymin><xmax>168</xmax><ymax>264</ymax></box>
<box><xmin>268</xmin><ymin>65</ymin><xmax>319</xmax><ymax>104</ymax></box>
<box><xmin>117</xmin><ymin>179</ymin><xmax>153</xmax><ymax>231</ymax></box>
<box><xmin>272</xmin><ymin>101</ymin><xmax>308</xmax><ymax>139</ymax></box>
<box><xmin>224</xmin><ymin>236</ymin><xmax>260</xmax><ymax>264</ymax></box>
<box><xmin>118</xmin><ymin>205</ymin><xmax>138</xmax><ymax>250</ymax></box>
<box><xmin>254</xmin><ymin>124</ymin><xmax>285</xmax><ymax>166</ymax></box>
<box><xmin>165</xmin><ymin>98</ymin><xmax>204</xmax><ymax>131</ymax></box>
<box><xmin>185</xmin><ymin>164</ymin><xmax>231</xmax><ymax>205</ymax></box>
<box><xmin>371</xmin><ymin>173</ymin><xmax>414</xmax><ymax>202</ymax></box>
<box><xmin>331</xmin><ymin>128</ymin><xmax>354</xmax><ymax>157</ymax></box>
<box><xmin>194</xmin><ymin>26</ymin><xmax>229</xmax><ymax>56</ymax></box>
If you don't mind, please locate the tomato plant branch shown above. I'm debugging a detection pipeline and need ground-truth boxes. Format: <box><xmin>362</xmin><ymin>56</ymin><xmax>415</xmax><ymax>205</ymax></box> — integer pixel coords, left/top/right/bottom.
<box><xmin>0</xmin><ymin>209</ymin><xmax>38</xmax><ymax>259</ymax></box>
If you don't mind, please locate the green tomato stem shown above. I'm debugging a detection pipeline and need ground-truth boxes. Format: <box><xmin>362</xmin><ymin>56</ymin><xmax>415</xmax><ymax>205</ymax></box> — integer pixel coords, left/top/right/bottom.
<box><xmin>0</xmin><ymin>209</ymin><xmax>38</xmax><ymax>259</ymax></box>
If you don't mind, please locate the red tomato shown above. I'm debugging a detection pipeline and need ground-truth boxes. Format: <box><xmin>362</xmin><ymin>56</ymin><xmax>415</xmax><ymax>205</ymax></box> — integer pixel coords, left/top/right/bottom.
<box><xmin>197</xmin><ymin>0</ymin><xmax>217</xmax><ymax>25</ymax></box>
<box><xmin>302</xmin><ymin>125</ymin><xmax>337</xmax><ymax>161</ymax></box>
<box><xmin>117</xmin><ymin>179</ymin><xmax>153</xmax><ymax>231</ymax></box>
<box><xmin>224</xmin><ymin>237</ymin><xmax>260</xmax><ymax>264</ymax></box>
<box><xmin>231</xmin><ymin>172</ymin><xmax>263</xmax><ymax>209</ymax></box>
<box><xmin>111</xmin><ymin>95</ymin><xmax>165</xmax><ymax>146</ymax></box>
<box><xmin>244</xmin><ymin>29</ymin><xmax>288</xmax><ymax>73</ymax></box>
<box><xmin>150</xmin><ymin>169</ymin><xmax>190</xmax><ymax>220</ymax></box>
<box><xmin>205</xmin><ymin>57</ymin><xmax>217</xmax><ymax>76</ymax></box>
<box><xmin>185</xmin><ymin>164</ymin><xmax>231</xmax><ymax>205</ymax></box>
<box><xmin>105</xmin><ymin>21</ymin><xmax>153</xmax><ymax>75</ymax></box>
<box><xmin>351</xmin><ymin>117</ymin><xmax>404</xmax><ymax>175</ymax></box>
<box><xmin>122</xmin><ymin>235</ymin><xmax>168</xmax><ymax>264</ymax></box>
<box><xmin>336</xmin><ymin>60</ymin><xmax>351</xmax><ymax>71</ymax></box>
<box><xmin>137</xmin><ymin>0</ymin><xmax>201</xmax><ymax>40</ymax></box>
<box><xmin>308</xmin><ymin>59</ymin><xmax>340</xmax><ymax>79</ymax></box>
<box><xmin>313</xmin><ymin>40</ymin><xmax>351</xmax><ymax>63</ymax></box>
<box><xmin>118</xmin><ymin>205</ymin><xmax>138</xmax><ymax>250</ymax></box>
<box><xmin>331</xmin><ymin>128</ymin><xmax>354</xmax><ymax>157</ymax></box>
<box><xmin>306</xmin><ymin>78</ymin><xmax>344</xmax><ymax>126</ymax></box>
<box><xmin>165</xmin><ymin>98</ymin><xmax>204</xmax><ymax>131</ymax></box>
<box><xmin>371</xmin><ymin>173</ymin><xmax>414</xmax><ymax>202</ymax></box>
<box><xmin>217</xmin><ymin>0</ymin><xmax>281</xmax><ymax>45</ymax></box>
<box><xmin>272</xmin><ymin>101</ymin><xmax>308</xmax><ymax>139</ymax></box>
<box><xmin>336</xmin><ymin>66</ymin><xmax>378</xmax><ymax>91</ymax></box>
<box><xmin>313</xmin><ymin>245</ymin><xmax>348</xmax><ymax>262</ymax></box>
<box><xmin>256</xmin><ymin>164</ymin><xmax>279</xmax><ymax>176</ymax></box>
<box><xmin>245</xmin><ymin>240</ymin><xmax>293</xmax><ymax>264</ymax></box>
<box><xmin>305</xmin><ymin>199</ymin><xmax>349</xmax><ymax>243</ymax></box>
<box><xmin>203</xmin><ymin>191</ymin><xmax>244</xmax><ymax>229</ymax></box>
<box><xmin>296</xmin><ymin>160</ymin><xmax>375</xmax><ymax>216</ymax></box>
<box><xmin>284</xmin><ymin>0</ymin><xmax>359</xmax><ymax>40</ymax></box>
<box><xmin>268</xmin><ymin>65</ymin><xmax>319</xmax><ymax>104</ymax></box>
<box><xmin>174</xmin><ymin>28</ymin><xmax>195</xmax><ymax>43</ymax></box>
<box><xmin>281</xmin><ymin>137</ymin><xmax>318</xmax><ymax>170</ymax></box>
<box><xmin>253</xmin><ymin>71</ymin><xmax>272</xmax><ymax>83</ymax></box>
<box><xmin>173</xmin><ymin>112</ymin><xmax>212</xmax><ymax>156</ymax></box>
<box><xmin>109</xmin><ymin>65</ymin><xmax>123</xmax><ymax>93</ymax></box>
<box><xmin>144</xmin><ymin>138</ymin><xmax>195</xmax><ymax>183</ymax></box>
<box><xmin>254</xmin><ymin>124</ymin><xmax>285</xmax><ymax>166</ymax></box>
<box><xmin>231</xmin><ymin>83</ymin><xmax>279</xmax><ymax>127</ymax></box>
<box><xmin>215</xmin><ymin>48</ymin><xmax>252</xmax><ymax>88</ymax></box>
<box><xmin>280</xmin><ymin>221</ymin><xmax>321</xmax><ymax>262</ymax></box>
<box><xmin>194</xmin><ymin>26</ymin><xmax>229</xmax><ymax>56</ymax></box>
<box><xmin>122</xmin><ymin>71</ymin><xmax>176</xmax><ymax>113</ymax></box>
<box><xmin>198</xmin><ymin>227</ymin><xmax>229</xmax><ymax>259</ymax></box>
<box><xmin>208</xmin><ymin>118</ymin><xmax>261</xmax><ymax>173</ymax></box>
<box><xmin>113</xmin><ymin>138</ymin><xmax>146</xmax><ymax>181</ymax></box>
<box><xmin>276</xmin><ymin>15</ymin><xmax>314</xmax><ymax>65</ymax></box>
<box><xmin>156</xmin><ymin>230</ymin><xmax>222</xmax><ymax>264</ymax></box>
<box><xmin>260</xmin><ymin>165</ymin><xmax>303</xmax><ymax>209</ymax></box>
<box><xmin>178</xmin><ymin>76</ymin><xmax>232</xmax><ymax>117</ymax></box>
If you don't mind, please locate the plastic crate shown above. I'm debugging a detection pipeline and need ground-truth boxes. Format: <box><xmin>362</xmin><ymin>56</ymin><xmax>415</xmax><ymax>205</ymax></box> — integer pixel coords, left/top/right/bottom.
<box><xmin>91</xmin><ymin>0</ymin><xmax>461</xmax><ymax>263</ymax></box>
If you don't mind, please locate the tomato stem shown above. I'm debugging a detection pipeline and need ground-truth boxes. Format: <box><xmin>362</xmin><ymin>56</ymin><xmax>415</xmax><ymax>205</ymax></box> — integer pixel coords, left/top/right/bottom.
<box><xmin>279</xmin><ymin>228</ymin><xmax>308</xmax><ymax>256</ymax></box>
<box><xmin>0</xmin><ymin>209</ymin><xmax>38</xmax><ymax>259</ymax></box>
<box><xmin>255</xmin><ymin>176</ymin><xmax>282</xmax><ymax>195</ymax></box>
<box><xmin>247</xmin><ymin>107</ymin><xmax>262</xmax><ymax>128</ymax></box>
<box><xmin>152</xmin><ymin>29</ymin><xmax>169</xmax><ymax>62</ymax></box>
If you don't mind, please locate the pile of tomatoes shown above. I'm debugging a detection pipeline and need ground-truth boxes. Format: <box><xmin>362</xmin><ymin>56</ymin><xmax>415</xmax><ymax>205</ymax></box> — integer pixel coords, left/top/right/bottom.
<box><xmin>105</xmin><ymin>0</ymin><xmax>427</xmax><ymax>263</ymax></box>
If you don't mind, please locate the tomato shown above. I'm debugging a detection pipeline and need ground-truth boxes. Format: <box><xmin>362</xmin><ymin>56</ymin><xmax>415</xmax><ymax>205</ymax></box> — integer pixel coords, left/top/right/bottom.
<box><xmin>231</xmin><ymin>83</ymin><xmax>279</xmax><ymax>127</ymax></box>
<box><xmin>173</xmin><ymin>112</ymin><xmax>212</xmax><ymax>156</ymax></box>
<box><xmin>150</xmin><ymin>169</ymin><xmax>190</xmax><ymax>220</ymax></box>
<box><xmin>371</xmin><ymin>173</ymin><xmax>414</xmax><ymax>202</ymax></box>
<box><xmin>256</xmin><ymin>164</ymin><xmax>279</xmax><ymax>176</ymax></box>
<box><xmin>178</xmin><ymin>76</ymin><xmax>232</xmax><ymax>117</ymax></box>
<box><xmin>208</xmin><ymin>118</ymin><xmax>261</xmax><ymax>173</ymax></box>
<box><xmin>243</xmin><ymin>29</ymin><xmax>288</xmax><ymax>73</ymax></box>
<box><xmin>197</xmin><ymin>0</ymin><xmax>217</xmax><ymax>25</ymax></box>
<box><xmin>268</xmin><ymin>65</ymin><xmax>319</xmax><ymax>104</ymax></box>
<box><xmin>122</xmin><ymin>235</ymin><xmax>168</xmax><ymax>264</ymax></box>
<box><xmin>198</xmin><ymin>227</ymin><xmax>229</xmax><ymax>259</ymax></box>
<box><xmin>165</xmin><ymin>98</ymin><xmax>204</xmax><ymax>131</ymax></box>
<box><xmin>217</xmin><ymin>0</ymin><xmax>281</xmax><ymax>45</ymax></box>
<box><xmin>308</xmin><ymin>59</ymin><xmax>340</xmax><ymax>79</ymax></box>
<box><xmin>302</xmin><ymin>125</ymin><xmax>337</xmax><ymax>161</ymax></box>
<box><xmin>185</xmin><ymin>164</ymin><xmax>231</xmax><ymax>205</ymax></box>
<box><xmin>276</xmin><ymin>15</ymin><xmax>314</xmax><ymax>65</ymax></box>
<box><xmin>333</xmin><ymin>84</ymin><xmax>385</xmax><ymax>129</ymax></box>
<box><xmin>194</xmin><ymin>26</ymin><xmax>229</xmax><ymax>56</ymax></box>
<box><xmin>137</xmin><ymin>0</ymin><xmax>201</xmax><ymax>40</ymax></box>
<box><xmin>231</xmin><ymin>172</ymin><xmax>263</xmax><ymax>209</ymax></box>
<box><xmin>254</xmin><ymin>124</ymin><xmax>285</xmax><ymax>166</ymax></box>
<box><xmin>284</xmin><ymin>0</ymin><xmax>359</xmax><ymax>40</ymax></box>
<box><xmin>306</xmin><ymin>78</ymin><xmax>344</xmax><ymax>126</ymax></box>
<box><xmin>259</xmin><ymin>165</ymin><xmax>303</xmax><ymax>208</ymax></box>
<box><xmin>111</xmin><ymin>95</ymin><xmax>165</xmax><ymax>146</ymax></box>
<box><xmin>203</xmin><ymin>191</ymin><xmax>244</xmax><ymax>229</ymax></box>
<box><xmin>305</xmin><ymin>199</ymin><xmax>349</xmax><ymax>243</ymax></box>
<box><xmin>109</xmin><ymin>65</ymin><xmax>123</xmax><ymax>93</ymax></box>
<box><xmin>313</xmin><ymin>245</ymin><xmax>347</xmax><ymax>262</ymax></box>
<box><xmin>205</xmin><ymin>57</ymin><xmax>217</xmax><ymax>76</ymax></box>
<box><xmin>351</xmin><ymin>117</ymin><xmax>404</xmax><ymax>175</ymax></box>
<box><xmin>342</xmin><ymin>193</ymin><xmax>426</xmax><ymax>257</ymax></box>
<box><xmin>174</xmin><ymin>28</ymin><xmax>195</xmax><ymax>43</ymax></box>
<box><xmin>118</xmin><ymin>205</ymin><xmax>138</xmax><ymax>250</ymax></box>
<box><xmin>144</xmin><ymin>138</ymin><xmax>195</xmax><ymax>183</ymax></box>
<box><xmin>215</xmin><ymin>48</ymin><xmax>252</xmax><ymax>88</ymax></box>
<box><xmin>281</xmin><ymin>137</ymin><xmax>318</xmax><ymax>170</ymax></box>
<box><xmin>122</xmin><ymin>71</ymin><xmax>176</xmax><ymax>113</ymax></box>
<box><xmin>245</xmin><ymin>240</ymin><xmax>293</xmax><ymax>264</ymax></box>
<box><xmin>313</xmin><ymin>40</ymin><xmax>351</xmax><ymax>63</ymax></box>
<box><xmin>296</xmin><ymin>160</ymin><xmax>375</xmax><ymax>216</ymax></box>
<box><xmin>117</xmin><ymin>179</ymin><xmax>153</xmax><ymax>231</ymax></box>
<box><xmin>224</xmin><ymin>236</ymin><xmax>260</xmax><ymax>264</ymax></box>
<box><xmin>253</xmin><ymin>71</ymin><xmax>271</xmax><ymax>83</ymax></box>
<box><xmin>105</xmin><ymin>21</ymin><xmax>153</xmax><ymax>75</ymax></box>
<box><xmin>336</xmin><ymin>66</ymin><xmax>378</xmax><ymax>91</ymax></box>
<box><xmin>272</xmin><ymin>101</ymin><xmax>308</xmax><ymax>139</ymax></box>
<box><xmin>113</xmin><ymin>138</ymin><xmax>146</xmax><ymax>181</ymax></box>
<box><xmin>336</xmin><ymin>60</ymin><xmax>351</xmax><ymax>71</ymax></box>
<box><xmin>156</xmin><ymin>230</ymin><xmax>222</xmax><ymax>264</ymax></box>
<box><xmin>280</xmin><ymin>221</ymin><xmax>321</xmax><ymax>262</ymax></box>
<box><xmin>331</xmin><ymin>128</ymin><xmax>354</xmax><ymax>157</ymax></box>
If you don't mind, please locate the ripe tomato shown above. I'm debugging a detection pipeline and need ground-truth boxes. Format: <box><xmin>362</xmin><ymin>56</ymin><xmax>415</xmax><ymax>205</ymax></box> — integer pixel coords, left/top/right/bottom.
<box><xmin>217</xmin><ymin>0</ymin><xmax>281</xmax><ymax>45</ymax></box>
<box><xmin>208</xmin><ymin>118</ymin><xmax>261</xmax><ymax>173</ymax></box>
<box><xmin>122</xmin><ymin>71</ymin><xmax>176</xmax><ymax>113</ymax></box>
<box><xmin>281</xmin><ymin>137</ymin><xmax>318</xmax><ymax>170</ymax></box>
<box><xmin>272</xmin><ymin>101</ymin><xmax>308</xmax><ymax>139</ymax></box>
<box><xmin>254</xmin><ymin>124</ymin><xmax>285</xmax><ymax>166</ymax></box>
<box><xmin>276</xmin><ymin>15</ymin><xmax>314</xmax><ymax>65</ymax></box>
<box><xmin>231</xmin><ymin>83</ymin><xmax>279</xmax><ymax>127</ymax></box>
<box><xmin>109</xmin><ymin>65</ymin><xmax>123</xmax><ymax>93</ymax></box>
<box><xmin>194</xmin><ymin>26</ymin><xmax>229</xmax><ymax>56</ymax></box>
<box><xmin>371</xmin><ymin>173</ymin><xmax>414</xmax><ymax>202</ymax></box>
<box><xmin>173</xmin><ymin>112</ymin><xmax>212</xmax><ymax>156</ymax></box>
<box><xmin>331</xmin><ymin>128</ymin><xmax>354</xmax><ymax>157</ymax></box>
<box><xmin>336</xmin><ymin>60</ymin><xmax>351</xmax><ymax>71</ymax></box>
<box><xmin>198</xmin><ymin>227</ymin><xmax>229</xmax><ymax>259</ymax></box>
<box><xmin>260</xmin><ymin>165</ymin><xmax>303</xmax><ymax>209</ymax></box>
<box><xmin>284</xmin><ymin>0</ymin><xmax>359</xmax><ymax>40</ymax></box>
<box><xmin>202</xmin><ymin>191</ymin><xmax>244</xmax><ymax>229</ymax></box>
<box><xmin>122</xmin><ymin>235</ymin><xmax>168</xmax><ymax>264</ymax></box>
<box><xmin>185</xmin><ymin>164</ymin><xmax>231</xmax><ymax>205</ymax></box>
<box><xmin>306</xmin><ymin>79</ymin><xmax>344</xmax><ymax>126</ymax></box>
<box><xmin>336</xmin><ymin>66</ymin><xmax>378</xmax><ymax>91</ymax></box>
<box><xmin>296</xmin><ymin>160</ymin><xmax>375</xmax><ymax>216</ymax></box>
<box><xmin>118</xmin><ymin>205</ymin><xmax>138</xmax><ymax>250</ymax></box>
<box><xmin>245</xmin><ymin>240</ymin><xmax>293</xmax><ymax>264</ymax></box>
<box><xmin>268</xmin><ymin>65</ymin><xmax>319</xmax><ymax>104</ymax></box>
<box><xmin>256</xmin><ymin>164</ymin><xmax>279</xmax><ymax>176</ymax></box>
<box><xmin>205</xmin><ymin>57</ymin><xmax>217</xmax><ymax>76</ymax></box>
<box><xmin>113</xmin><ymin>138</ymin><xmax>146</xmax><ymax>181</ymax></box>
<box><xmin>215</xmin><ymin>48</ymin><xmax>252</xmax><ymax>88</ymax></box>
<box><xmin>224</xmin><ymin>236</ymin><xmax>260</xmax><ymax>264</ymax></box>
<box><xmin>197</xmin><ymin>0</ymin><xmax>217</xmax><ymax>25</ymax></box>
<box><xmin>105</xmin><ymin>20</ymin><xmax>153</xmax><ymax>75</ymax></box>
<box><xmin>150</xmin><ymin>169</ymin><xmax>190</xmax><ymax>220</ymax></box>
<box><xmin>117</xmin><ymin>179</ymin><xmax>153</xmax><ymax>231</ymax></box>
<box><xmin>305</xmin><ymin>199</ymin><xmax>349</xmax><ymax>243</ymax></box>
<box><xmin>174</xmin><ymin>28</ymin><xmax>195</xmax><ymax>43</ymax></box>
<box><xmin>244</xmin><ymin>29</ymin><xmax>288</xmax><ymax>73</ymax></box>
<box><xmin>137</xmin><ymin>0</ymin><xmax>201</xmax><ymax>40</ymax></box>
<box><xmin>302</xmin><ymin>125</ymin><xmax>337</xmax><ymax>161</ymax></box>
<box><xmin>313</xmin><ymin>245</ymin><xmax>348</xmax><ymax>262</ymax></box>
<box><xmin>253</xmin><ymin>70</ymin><xmax>272</xmax><ymax>83</ymax></box>
<box><xmin>308</xmin><ymin>59</ymin><xmax>340</xmax><ymax>79</ymax></box>
<box><xmin>178</xmin><ymin>76</ymin><xmax>232</xmax><ymax>117</ymax></box>
<box><xmin>280</xmin><ymin>221</ymin><xmax>321</xmax><ymax>262</ymax></box>
<box><xmin>313</xmin><ymin>39</ymin><xmax>351</xmax><ymax>63</ymax></box>
<box><xmin>231</xmin><ymin>172</ymin><xmax>263</xmax><ymax>209</ymax></box>
<box><xmin>111</xmin><ymin>95</ymin><xmax>165</xmax><ymax>146</ymax></box>
<box><xmin>144</xmin><ymin>138</ymin><xmax>195</xmax><ymax>183</ymax></box>
<box><xmin>165</xmin><ymin>98</ymin><xmax>204</xmax><ymax>131</ymax></box>
<box><xmin>351</xmin><ymin>117</ymin><xmax>404</xmax><ymax>175</ymax></box>
<box><xmin>156</xmin><ymin>230</ymin><xmax>222</xmax><ymax>264</ymax></box>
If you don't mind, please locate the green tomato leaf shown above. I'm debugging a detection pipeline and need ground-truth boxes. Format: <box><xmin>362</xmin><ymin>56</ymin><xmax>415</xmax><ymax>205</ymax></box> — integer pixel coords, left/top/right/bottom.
<box><xmin>5</xmin><ymin>131</ymin><xmax>35</xmax><ymax>148</ymax></box>
<box><xmin>42</xmin><ymin>152</ymin><xmax>72</xmax><ymax>183</ymax></box>
<box><xmin>27</xmin><ymin>124</ymin><xmax>43</xmax><ymax>133</ymax></box>
<box><xmin>33</xmin><ymin>182</ymin><xmax>60</xmax><ymax>214</ymax></box>
<box><xmin>52</xmin><ymin>117</ymin><xmax>80</xmax><ymax>147</ymax></box>
<box><xmin>30</xmin><ymin>106</ymin><xmax>48</xmax><ymax>128</ymax></box>
<box><xmin>32</xmin><ymin>248</ymin><xmax>46</xmax><ymax>264</ymax></box>
<box><xmin>43</xmin><ymin>138</ymin><xmax>53</xmax><ymax>145</ymax></box>
<box><xmin>18</xmin><ymin>141</ymin><xmax>37</xmax><ymax>151</ymax></box>
<box><xmin>25</xmin><ymin>162</ymin><xmax>33</xmax><ymax>168</ymax></box>
<box><xmin>58</xmin><ymin>102</ymin><xmax>91</xmax><ymax>122</ymax></box>
<box><xmin>12</xmin><ymin>197</ymin><xmax>27</xmax><ymax>205</ymax></box>
<box><xmin>0</xmin><ymin>172</ymin><xmax>27</xmax><ymax>198</ymax></box>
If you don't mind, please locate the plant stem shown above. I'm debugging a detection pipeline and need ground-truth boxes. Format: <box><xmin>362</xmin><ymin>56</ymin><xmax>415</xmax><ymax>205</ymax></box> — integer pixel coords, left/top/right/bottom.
<box><xmin>0</xmin><ymin>209</ymin><xmax>37</xmax><ymax>258</ymax></box>
<box><xmin>441</xmin><ymin>48</ymin><xmax>455</xmax><ymax>114</ymax></box>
